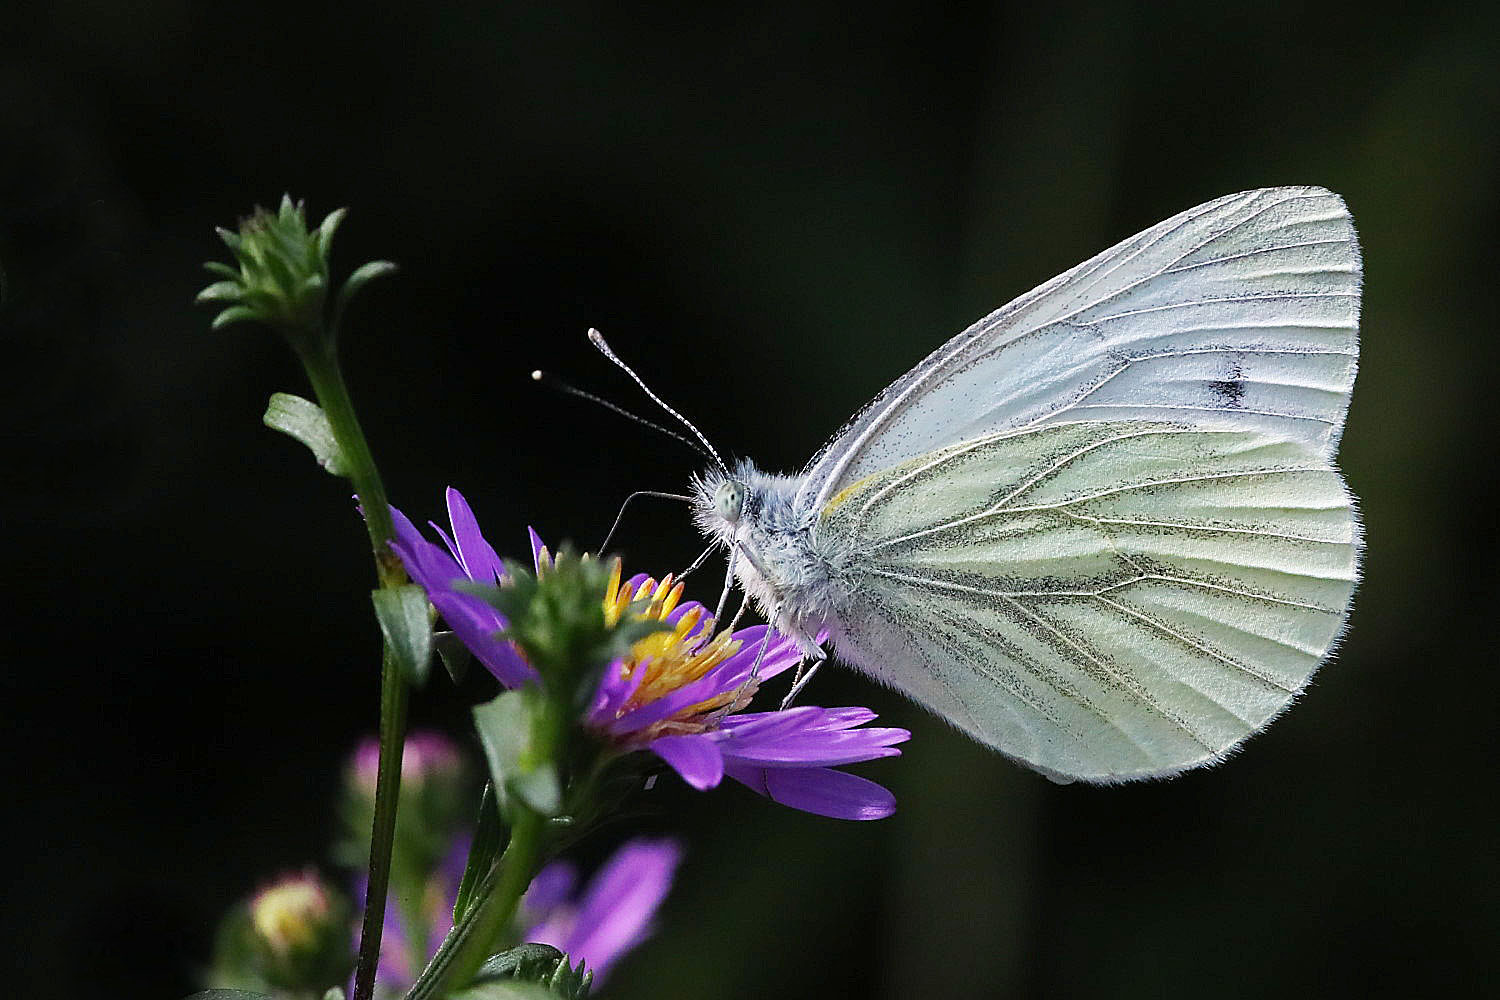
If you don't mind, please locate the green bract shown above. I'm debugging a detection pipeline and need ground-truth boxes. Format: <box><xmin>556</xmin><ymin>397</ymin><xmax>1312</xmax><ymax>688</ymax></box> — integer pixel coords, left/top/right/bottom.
<box><xmin>196</xmin><ymin>195</ymin><xmax>394</xmax><ymax>349</ymax></box>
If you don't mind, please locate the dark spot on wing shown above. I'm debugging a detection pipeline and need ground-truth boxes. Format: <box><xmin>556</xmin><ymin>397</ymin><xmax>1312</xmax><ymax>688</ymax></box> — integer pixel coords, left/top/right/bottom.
<box><xmin>1208</xmin><ymin>361</ymin><xmax>1246</xmax><ymax>407</ymax></box>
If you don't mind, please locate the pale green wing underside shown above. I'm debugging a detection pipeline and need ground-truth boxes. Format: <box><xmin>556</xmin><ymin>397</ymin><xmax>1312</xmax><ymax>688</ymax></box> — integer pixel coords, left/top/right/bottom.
<box><xmin>800</xmin><ymin>187</ymin><xmax>1361</xmax><ymax>516</ymax></box>
<box><xmin>822</xmin><ymin>419</ymin><xmax>1359</xmax><ymax>783</ymax></box>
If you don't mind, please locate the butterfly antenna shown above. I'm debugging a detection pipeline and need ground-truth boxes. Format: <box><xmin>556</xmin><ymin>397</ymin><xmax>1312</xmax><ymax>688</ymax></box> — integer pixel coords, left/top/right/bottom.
<box><xmin>531</xmin><ymin>370</ymin><xmax>717</xmax><ymax>465</ymax></box>
<box><xmin>588</xmin><ymin>328</ymin><xmax>728</xmax><ymax>475</ymax></box>
<box><xmin>598</xmin><ymin>489</ymin><xmax>694</xmax><ymax>553</ymax></box>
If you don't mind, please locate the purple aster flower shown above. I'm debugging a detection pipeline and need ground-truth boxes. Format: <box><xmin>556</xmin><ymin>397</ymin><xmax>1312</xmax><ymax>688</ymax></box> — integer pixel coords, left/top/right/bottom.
<box><xmin>389</xmin><ymin>488</ymin><xmax>534</xmax><ymax>688</ymax></box>
<box><xmin>389</xmin><ymin>489</ymin><xmax>911</xmax><ymax>821</ymax></box>
<box><xmin>520</xmin><ymin>838</ymin><xmax>682</xmax><ymax>985</ymax></box>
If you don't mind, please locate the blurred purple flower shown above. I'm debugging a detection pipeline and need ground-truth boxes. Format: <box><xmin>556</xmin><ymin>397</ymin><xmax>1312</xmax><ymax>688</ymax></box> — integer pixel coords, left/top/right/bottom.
<box><xmin>520</xmin><ymin>838</ymin><xmax>682</xmax><ymax>984</ymax></box>
<box><xmin>389</xmin><ymin>489</ymin><xmax>910</xmax><ymax>821</ymax></box>
<box><xmin>365</xmin><ymin>837</ymin><xmax>679</xmax><ymax>992</ymax></box>
<box><xmin>349</xmin><ymin>729</ymin><xmax>464</xmax><ymax>797</ymax></box>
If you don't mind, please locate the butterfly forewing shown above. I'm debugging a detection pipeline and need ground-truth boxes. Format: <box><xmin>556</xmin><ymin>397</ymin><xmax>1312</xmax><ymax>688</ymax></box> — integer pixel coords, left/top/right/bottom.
<box><xmin>799</xmin><ymin>187</ymin><xmax>1361</xmax><ymax>517</ymax></box>
<box><xmin>819</xmin><ymin>420</ymin><xmax>1359</xmax><ymax>782</ymax></box>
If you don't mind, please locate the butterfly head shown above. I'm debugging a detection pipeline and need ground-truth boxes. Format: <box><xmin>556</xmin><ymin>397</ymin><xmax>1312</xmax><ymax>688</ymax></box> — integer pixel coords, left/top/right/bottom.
<box><xmin>712</xmin><ymin>478</ymin><xmax>747</xmax><ymax>525</ymax></box>
<box><xmin>691</xmin><ymin>464</ymin><xmax>746</xmax><ymax>547</ymax></box>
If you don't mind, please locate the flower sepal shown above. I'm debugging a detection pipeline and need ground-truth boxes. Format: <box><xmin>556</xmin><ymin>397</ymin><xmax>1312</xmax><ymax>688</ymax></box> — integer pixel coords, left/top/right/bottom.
<box><xmin>469</xmin><ymin>943</ymin><xmax>592</xmax><ymax>1000</ymax></box>
<box><xmin>457</xmin><ymin>550</ymin><xmax>668</xmax><ymax>707</ymax></box>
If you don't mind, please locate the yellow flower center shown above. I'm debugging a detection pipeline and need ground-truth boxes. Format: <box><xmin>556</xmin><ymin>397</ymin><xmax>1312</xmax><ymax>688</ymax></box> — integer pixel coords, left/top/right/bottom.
<box><xmin>601</xmin><ymin>560</ymin><xmax>755</xmax><ymax>732</ymax></box>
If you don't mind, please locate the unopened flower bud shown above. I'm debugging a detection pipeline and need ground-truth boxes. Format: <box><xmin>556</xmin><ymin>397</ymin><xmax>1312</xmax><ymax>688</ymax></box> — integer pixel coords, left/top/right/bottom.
<box><xmin>246</xmin><ymin>870</ymin><xmax>351</xmax><ymax>991</ymax></box>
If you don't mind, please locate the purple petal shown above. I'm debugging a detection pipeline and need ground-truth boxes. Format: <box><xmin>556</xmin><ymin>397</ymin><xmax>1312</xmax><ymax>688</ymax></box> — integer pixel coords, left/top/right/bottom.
<box><xmin>522</xmin><ymin>860</ymin><xmax>579</xmax><ymax>921</ymax></box>
<box><xmin>718</xmin><ymin>707</ymin><xmax>910</xmax><ymax>767</ymax></box>
<box><xmin>720</xmin><ymin>730</ymin><xmax>907</xmax><ymax>768</ymax></box>
<box><xmin>563</xmin><ymin>839</ymin><xmax>681</xmax><ymax>982</ymax></box>
<box><xmin>606</xmin><ymin>657</ymin><xmax>741</xmax><ymax>734</ymax></box>
<box><xmin>445</xmin><ymin>488</ymin><xmax>504</xmax><ymax>583</ymax></box>
<box><xmin>528</xmin><ymin>527</ymin><xmax>546</xmax><ymax>571</ymax></box>
<box><xmin>723</xmin><ymin>762</ymin><xmax>897</xmax><ymax>821</ymax></box>
<box><xmin>587</xmin><ymin>659</ymin><xmax>647</xmax><ymax>727</ymax></box>
<box><xmin>426</xmin><ymin>591</ymin><xmax>536</xmax><ymax>688</ymax></box>
<box><xmin>389</xmin><ymin>506</ymin><xmax>465</xmax><ymax>592</ymax></box>
<box><xmin>649</xmin><ymin>733</ymin><xmax>724</xmax><ymax>790</ymax></box>
<box><xmin>525</xmin><ymin>839</ymin><xmax>682</xmax><ymax>985</ymax></box>
<box><xmin>716</xmin><ymin>625</ymin><xmax>806</xmax><ymax>682</ymax></box>
<box><xmin>389</xmin><ymin>503</ymin><xmax>536</xmax><ymax>689</ymax></box>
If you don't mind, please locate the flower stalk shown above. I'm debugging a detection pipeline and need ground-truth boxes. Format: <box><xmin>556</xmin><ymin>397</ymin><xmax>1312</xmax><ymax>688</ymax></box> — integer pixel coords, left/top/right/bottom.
<box><xmin>404</xmin><ymin>805</ymin><xmax>547</xmax><ymax>1000</ymax></box>
<box><xmin>198</xmin><ymin>199</ymin><xmax>408</xmax><ymax>1000</ymax></box>
<box><xmin>286</xmin><ymin>308</ymin><xmax>410</xmax><ymax>1000</ymax></box>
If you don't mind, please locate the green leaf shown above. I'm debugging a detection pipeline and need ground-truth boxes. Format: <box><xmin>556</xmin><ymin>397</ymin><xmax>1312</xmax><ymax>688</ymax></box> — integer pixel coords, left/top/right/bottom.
<box><xmin>468</xmin><ymin>944</ymin><xmax>592</xmax><ymax>1000</ymax></box>
<box><xmin>332</xmin><ymin>260</ymin><xmax>398</xmax><ymax>334</ymax></box>
<box><xmin>372</xmin><ymin>584</ymin><xmax>434</xmax><ymax>687</ymax></box>
<box><xmin>453</xmin><ymin>783</ymin><xmax>507</xmax><ymax>922</ymax></box>
<box><xmin>202</xmin><ymin>260</ymin><xmax>242</xmax><ymax>280</ymax></box>
<box><xmin>452</xmin><ymin>982</ymin><xmax>559</xmax><ymax>1000</ymax></box>
<box><xmin>211</xmin><ymin>305</ymin><xmax>261</xmax><ymax>330</ymax></box>
<box><xmin>315</xmin><ymin>206</ymin><xmax>349</xmax><ymax>257</ymax></box>
<box><xmin>183</xmin><ymin>992</ymin><xmax>274</xmax><ymax>1000</ymax></box>
<box><xmin>196</xmin><ymin>280</ymin><xmax>244</xmax><ymax>303</ymax></box>
<box><xmin>473</xmin><ymin>690</ymin><xmax>561</xmax><ymax>817</ymax></box>
<box><xmin>262</xmin><ymin>392</ymin><xmax>350</xmax><ymax>476</ymax></box>
<box><xmin>322</xmin><ymin>988</ymin><xmax>346</xmax><ymax>1000</ymax></box>
<box><xmin>434</xmin><ymin>630</ymin><xmax>473</xmax><ymax>685</ymax></box>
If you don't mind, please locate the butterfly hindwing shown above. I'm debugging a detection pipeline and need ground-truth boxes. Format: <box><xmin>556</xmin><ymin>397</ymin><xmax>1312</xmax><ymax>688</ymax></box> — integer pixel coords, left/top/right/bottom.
<box><xmin>819</xmin><ymin>419</ymin><xmax>1359</xmax><ymax>782</ymax></box>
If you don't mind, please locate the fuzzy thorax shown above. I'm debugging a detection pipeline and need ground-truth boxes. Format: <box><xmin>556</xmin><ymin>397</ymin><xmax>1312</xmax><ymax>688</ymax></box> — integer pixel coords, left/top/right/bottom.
<box><xmin>691</xmin><ymin>459</ymin><xmax>842</xmax><ymax>656</ymax></box>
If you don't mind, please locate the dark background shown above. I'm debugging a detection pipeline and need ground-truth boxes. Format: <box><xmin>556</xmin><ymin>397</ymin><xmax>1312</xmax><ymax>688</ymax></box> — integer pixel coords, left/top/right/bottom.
<box><xmin>4</xmin><ymin>2</ymin><xmax>1496</xmax><ymax>997</ymax></box>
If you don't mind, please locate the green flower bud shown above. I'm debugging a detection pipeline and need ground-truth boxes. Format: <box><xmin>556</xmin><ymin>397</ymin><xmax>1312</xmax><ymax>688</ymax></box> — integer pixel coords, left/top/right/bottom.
<box><xmin>197</xmin><ymin>195</ymin><xmax>395</xmax><ymax>350</ymax></box>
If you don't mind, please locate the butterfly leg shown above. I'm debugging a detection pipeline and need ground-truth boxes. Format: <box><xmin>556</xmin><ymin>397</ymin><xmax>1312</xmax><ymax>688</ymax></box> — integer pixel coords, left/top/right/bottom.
<box><xmin>779</xmin><ymin>645</ymin><xmax>828</xmax><ymax>710</ymax></box>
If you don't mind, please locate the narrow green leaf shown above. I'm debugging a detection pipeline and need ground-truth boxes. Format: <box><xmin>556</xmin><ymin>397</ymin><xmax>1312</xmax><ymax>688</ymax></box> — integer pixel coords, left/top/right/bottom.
<box><xmin>452</xmin><ymin>982</ymin><xmax>558</xmax><ymax>1000</ymax></box>
<box><xmin>344</xmin><ymin>260</ymin><xmax>398</xmax><ymax>295</ymax></box>
<box><xmin>183</xmin><ymin>992</ymin><xmax>274</xmax><ymax>1000</ymax></box>
<box><xmin>216</xmin><ymin>226</ymin><xmax>243</xmax><ymax>252</ymax></box>
<box><xmin>372</xmin><ymin>584</ymin><xmax>434</xmax><ymax>687</ymax></box>
<box><xmin>202</xmin><ymin>260</ymin><xmax>242</xmax><ymax>280</ymax></box>
<box><xmin>477</xmin><ymin>944</ymin><xmax>566</xmax><ymax>979</ymax></box>
<box><xmin>262</xmin><ymin>392</ymin><xmax>350</xmax><ymax>476</ymax></box>
<box><xmin>316</xmin><ymin>206</ymin><xmax>349</xmax><ymax>257</ymax></box>
<box><xmin>211</xmin><ymin>305</ymin><xmax>261</xmax><ymax>330</ymax></box>
<box><xmin>473</xmin><ymin>691</ymin><xmax>561</xmax><ymax>816</ymax></box>
<box><xmin>452</xmin><ymin>783</ymin><xmax>507</xmax><ymax>922</ymax></box>
<box><xmin>328</xmin><ymin>260</ymin><xmax>397</xmax><ymax>337</ymax></box>
<box><xmin>196</xmin><ymin>280</ymin><xmax>245</xmax><ymax>303</ymax></box>
<box><xmin>473</xmin><ymin>945</ymin><xmax>592</xmax><ymax>1000</ymax></box>
<box><xmin>434</xmin><ymin>630</ymin><xmax>473</xmax><ymax>685</ymax></box>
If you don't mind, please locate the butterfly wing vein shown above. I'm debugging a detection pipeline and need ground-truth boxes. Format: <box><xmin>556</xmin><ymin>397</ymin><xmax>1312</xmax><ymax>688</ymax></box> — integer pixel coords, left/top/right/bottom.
<box><xmin>821</xmin><ymin>420</ymin><xmax>1359</xmax><ymax>782</ymax></box>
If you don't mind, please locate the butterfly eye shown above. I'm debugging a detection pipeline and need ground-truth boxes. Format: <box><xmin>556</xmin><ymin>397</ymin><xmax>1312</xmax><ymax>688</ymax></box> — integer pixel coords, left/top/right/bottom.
<box><xmin>713</xmin><ymin>480</ymin><xmax>746</xmax><ymax>524</ymax></box>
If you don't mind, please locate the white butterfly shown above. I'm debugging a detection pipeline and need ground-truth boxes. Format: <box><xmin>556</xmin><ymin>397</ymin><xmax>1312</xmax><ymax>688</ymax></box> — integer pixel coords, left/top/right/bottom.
<box><xmin>608</xmin><ymin>186</ymin><xmax>1361</xmax><ymax>784</ymax></box>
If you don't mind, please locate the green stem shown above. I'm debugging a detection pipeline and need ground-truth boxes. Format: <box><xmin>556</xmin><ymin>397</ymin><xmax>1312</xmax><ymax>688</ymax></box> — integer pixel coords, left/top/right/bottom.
<box><xmin>295</xmin><ymin>341</ymin><xmax>411</xmax><ymax>1000</ymax></box>
<box><xmin>404</xmin><ymin>807</ymin><xmax>546</xmax><ymax>1000</ymax></box>
<box><xmin>351</xmin><ymin>649</ymin><xmax>410</xmax><ymax>999</ymax></box>
<box><xmin>298</xmin><ymin>343</ymin><xmax>404</xmax><ymax>587</ymax></box>
<box><xmin>407</xmin><ymin>698</ymin><xmax>562</xmax><ymax>999</ymax></box>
